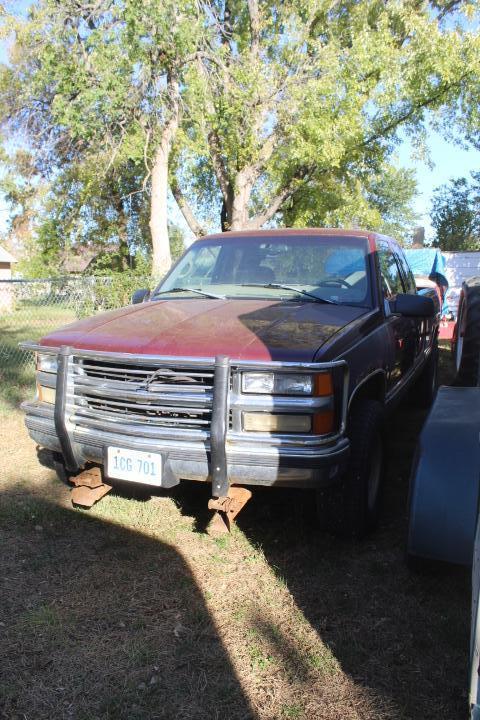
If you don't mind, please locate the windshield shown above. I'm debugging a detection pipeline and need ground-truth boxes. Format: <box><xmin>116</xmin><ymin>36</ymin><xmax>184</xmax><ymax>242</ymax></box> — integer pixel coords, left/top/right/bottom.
<box><xmin>154</xmin><ymin>235</ymin><xmax>372</xmax><ymax>307</ymax></box>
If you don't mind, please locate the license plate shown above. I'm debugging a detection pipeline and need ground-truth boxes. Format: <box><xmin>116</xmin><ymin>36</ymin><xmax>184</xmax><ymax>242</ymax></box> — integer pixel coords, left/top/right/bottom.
<box><xmin>106</xmin><ymin>447</ymin><xmax>162</xmax><ymax>486</ymax></box>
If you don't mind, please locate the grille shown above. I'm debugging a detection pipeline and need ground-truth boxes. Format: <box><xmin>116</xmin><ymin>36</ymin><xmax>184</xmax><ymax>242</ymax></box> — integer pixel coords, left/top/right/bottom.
<box><xmin>72</xmin><ymin>358</ymin><xmax>214</xmax><ymax>432</ymax></box>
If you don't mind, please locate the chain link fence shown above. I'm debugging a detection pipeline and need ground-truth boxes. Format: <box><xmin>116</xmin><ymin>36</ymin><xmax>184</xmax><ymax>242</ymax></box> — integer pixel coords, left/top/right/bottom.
<box><xmin>0</xmin><ymin>275</ymin><xmax>152</xmax><ymax>369</ymax></box>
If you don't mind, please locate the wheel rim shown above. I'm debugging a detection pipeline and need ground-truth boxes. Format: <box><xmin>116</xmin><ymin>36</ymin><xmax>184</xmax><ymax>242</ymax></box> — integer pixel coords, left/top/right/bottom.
<box><xmin>367</xmin><ymin>435</ymin><xmax>383</xmax><ymax>513</ymax></box>
<box><xmin>455</xmin><ymin>303</ymin><xmax>465</xmax><ymax>372</ymax></box>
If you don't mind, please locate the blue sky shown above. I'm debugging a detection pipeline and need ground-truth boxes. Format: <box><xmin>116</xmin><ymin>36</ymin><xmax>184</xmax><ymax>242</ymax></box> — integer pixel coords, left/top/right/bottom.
<box><xmin>397</xmin><ymin>130</ymin><xmax>480</xmax><ymax>241</ymax></box>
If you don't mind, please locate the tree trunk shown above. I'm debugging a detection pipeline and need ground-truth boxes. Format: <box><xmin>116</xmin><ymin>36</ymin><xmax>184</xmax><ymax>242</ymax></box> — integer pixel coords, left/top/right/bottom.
<box><xmin>222</xmin><ymin>170</ymin><xmax>253</xmax><ymax>231</ymax></box>
<box><xmin>149</xmin><ymin>140</ymin><xmax>172</xmax><ymax>277</ymax></box>
<box><xmin>230</xmin><ymin>175</ymin><xmax>253</xmax><ymax>230</ymax></box>
<box><xmin>220</xmin><ymin>186</ymin><xmax>235</xmax><ymax>231</ymax></box>
<box><xmin>221</xmin><ymin>198</ymin><xmax>229</xmax><ymax>232</ymax></box>
<box><xmin>114</xmin><ymin>193</ymin><xmax>129</xmax><ymax>270</ymax></box>
<box><xmin>149</xmin><ymin>75</ymin><xmax>179</xmax><ymax>277</ymax></box>
<box><xmin>219</xmin><ymin>166</ymin><xmax>293</xmax><ymax>232</ymax></box>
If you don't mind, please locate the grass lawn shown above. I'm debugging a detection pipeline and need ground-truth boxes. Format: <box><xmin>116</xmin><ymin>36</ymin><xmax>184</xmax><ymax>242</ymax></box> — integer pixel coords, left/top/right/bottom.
<box><xmin>0</xmin><ymin>303</ymin><xmax>76</xmax><ymax>414</ymax></box>
<box><xmin>0</xmin><ymin>342</ymin><xmax>472</xmax><ymax>719</ymax></box>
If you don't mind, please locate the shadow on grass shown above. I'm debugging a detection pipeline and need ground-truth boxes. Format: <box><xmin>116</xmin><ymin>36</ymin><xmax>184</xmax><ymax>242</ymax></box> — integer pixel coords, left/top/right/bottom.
<box><xmin>4</xmin><ymin>340</ymin><xmax>469</xmax><ymax>719</ymax></box>
<box><xmin>166</xmin><ymin>344</ymin><xmax>471</xmax><ymax>720</ymax></box>
<box><xmin>0</xmin><ymin>485</ymin><xmax>255</xmax><ymax>720</ymax></box>
<box><xmin>232</xmin><ymin>344</ymin><xmax>470</xmax><ymax>720</ymax></box>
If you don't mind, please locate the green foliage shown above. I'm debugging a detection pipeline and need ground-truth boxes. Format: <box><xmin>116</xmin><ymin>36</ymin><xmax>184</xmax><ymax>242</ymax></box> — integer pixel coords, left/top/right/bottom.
<box><xmin>0</xmin><ymin>0</ymin><xmax>202</xmax><ymax>272</ymax></box>
<box><xmin>0</xmin><ymin>149</ymin><xmax>47</xmax><ymax>267</ymax></box>
<box><xmin>283</xmin><ymin>165</ymin><xmax>418</xmax><ymax>243</ymax></box>
<box><xmin>73</xmin><ymin>225</ymin><xmax>184</xmax><ymax>316</ymax></box>
<box><xmin>17</xmin><ymin>221</ymin><xmax>185</xmax><ymax>281</ymax></box>
<box><xmin>178</xmin><ymin>0</ymin><xmax>480</xmax><ymax>232</ymax></box>
<box><xmin>431</xmin><ymin>173</ymin><xmax>480</xmax><ymax>251</ymax></box>
<box><xmin>77</xmin><ymin>272</ymin><xmax>153</xmax><ymax>318</ymax></box>
<box><xmin>0</xmin><ymin>0</ymin><xmax>199</xmax><ymax>166</ymax></box>
<box><xmin>15</xmin><ymin>251</ymin><xmax>61</xmax><ymax>279</ymax></box>
<box><xmin>168</xmin><ymin>224</ymin><xmax>187</xmax><ymax>263</ymax></box>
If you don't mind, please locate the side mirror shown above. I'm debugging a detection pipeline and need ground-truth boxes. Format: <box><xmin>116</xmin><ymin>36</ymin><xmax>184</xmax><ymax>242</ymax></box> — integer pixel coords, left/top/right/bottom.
<box><xmin>131</xmin><ymin>288</ymin><xmax>150</xmax><ymax>305</ymax></box>
<box><xmin>389</xmin><ymin>293</ymin><xmax>435</xmax><ymax>318</ymax></box>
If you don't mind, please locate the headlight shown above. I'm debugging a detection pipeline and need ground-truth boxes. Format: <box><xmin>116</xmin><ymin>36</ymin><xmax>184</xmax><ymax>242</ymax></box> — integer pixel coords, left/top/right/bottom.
<box><xmin>36</xmin><ymin>353</ymin><xmax>58</xmax><ymax>373</ymax></box>
<box><xmin>242</xmin><ymin>372</ymin><xmax>314</xmax><ymax>395</ymax></box>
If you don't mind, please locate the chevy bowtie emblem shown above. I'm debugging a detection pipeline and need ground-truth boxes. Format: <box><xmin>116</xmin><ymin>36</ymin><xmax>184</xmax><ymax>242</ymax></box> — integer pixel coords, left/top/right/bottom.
<box><xmin>140</xmin><ymin>368</ymin><xmax>176</xmax><ymax>390</ymax></box>
<box><xmin>140</xmin><ymin>368</ymin><xmax>196</xmax><ymax>390</ymax></box>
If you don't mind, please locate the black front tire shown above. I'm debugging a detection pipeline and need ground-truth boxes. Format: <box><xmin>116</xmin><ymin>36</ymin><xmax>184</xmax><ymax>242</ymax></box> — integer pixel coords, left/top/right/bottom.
<box><xmin>316</xmin><ymin>399</ymin><xmax>385</xmax><ymax>538</ymax></box>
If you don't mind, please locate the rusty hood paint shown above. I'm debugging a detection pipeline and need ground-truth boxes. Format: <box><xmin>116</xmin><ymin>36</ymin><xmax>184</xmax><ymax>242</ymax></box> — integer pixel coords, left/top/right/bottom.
<box><xmin>40</xmin><ymin>298</ymin><xmax>368</xmax><ymax>362</ymax></box>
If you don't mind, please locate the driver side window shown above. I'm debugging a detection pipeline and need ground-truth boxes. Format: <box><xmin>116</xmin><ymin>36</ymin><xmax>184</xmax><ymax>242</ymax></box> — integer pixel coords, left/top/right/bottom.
<box><xmin>377</xmin><ymin>242</ymin><xmax>405</xmax><ymax>299</ymax></box>
<box><xmin>175</xmin><ymin>245</ymin><xmax>221</xmax><ymax>286</ymax></box>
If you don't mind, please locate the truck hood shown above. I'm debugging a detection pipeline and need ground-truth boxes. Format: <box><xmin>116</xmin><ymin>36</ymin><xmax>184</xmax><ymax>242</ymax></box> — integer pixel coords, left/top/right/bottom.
<box><xmin>40</xmin><ymin>298</ymin><xmax>368</xmax><ymax>362</ymax></box>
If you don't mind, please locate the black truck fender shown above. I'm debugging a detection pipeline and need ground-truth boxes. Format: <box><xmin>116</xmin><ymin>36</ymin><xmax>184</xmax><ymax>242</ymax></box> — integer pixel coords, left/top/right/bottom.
<box><xmin>407</xmin><ymin>385</ymin><xmax>480</xmax><ymax>565</ymax></box>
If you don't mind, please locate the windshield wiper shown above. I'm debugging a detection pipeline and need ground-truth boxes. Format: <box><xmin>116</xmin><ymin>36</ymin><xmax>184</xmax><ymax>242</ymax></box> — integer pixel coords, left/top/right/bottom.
<box><xmin>151</xmin><ymin>287</ymin><xmax>226</xmax><ymax>300</ymax></box>
<box><xmin>239</xmin><ymin>283</ymin><xmax>338</xmax><ymax>304</ymax></box>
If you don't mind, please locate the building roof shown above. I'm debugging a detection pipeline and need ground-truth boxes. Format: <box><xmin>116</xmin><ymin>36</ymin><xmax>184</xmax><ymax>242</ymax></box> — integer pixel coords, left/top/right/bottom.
<box><xmin>61</xmin><ymin>244</ymin><xmax>119</xmax><ymax>273</ymax></box>
<box><xmin>0</xmin><ymin>246</ymin><xmax>17</xmax><ymax>263</ymax></box>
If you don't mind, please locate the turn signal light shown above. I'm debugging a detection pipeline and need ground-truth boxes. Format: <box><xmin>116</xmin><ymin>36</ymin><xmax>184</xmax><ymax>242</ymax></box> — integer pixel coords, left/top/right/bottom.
<box><xmin>313</xmin><ymin>410</ymin><xmax>334</xmax><ymax>435</ymax></box>
<box><xmin>243</xmin><ymin>413</ymin><xmax>311</xmax><ymax>433</ymax></box>
<box><xmin>37</xmin><ymin>385</ymin><xmax>56</xmax><ymax>404</ymax></box>
<box><xmin>314</xmin><ymin>372</ymin><xmax>333</xmax><ymax>397</ymax></box>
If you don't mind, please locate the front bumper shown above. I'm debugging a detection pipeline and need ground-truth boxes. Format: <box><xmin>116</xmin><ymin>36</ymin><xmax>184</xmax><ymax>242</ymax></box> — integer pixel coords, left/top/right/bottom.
<box><xmin>23</xmin><ymin>404</ymin><xmax>350</xmax><ymax>488</ymax></box>
<box><xmin>21</xmin><ymin>345</ymin><xmax>350</xmax><ymax>491</ymax></box>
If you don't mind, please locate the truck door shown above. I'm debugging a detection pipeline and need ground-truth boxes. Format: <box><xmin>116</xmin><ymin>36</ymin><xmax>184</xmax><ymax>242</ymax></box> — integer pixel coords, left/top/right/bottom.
<box><xmin>377</xmin><ymin>240</ymin><xmax>416</xmax><ymax>393</ymax></box>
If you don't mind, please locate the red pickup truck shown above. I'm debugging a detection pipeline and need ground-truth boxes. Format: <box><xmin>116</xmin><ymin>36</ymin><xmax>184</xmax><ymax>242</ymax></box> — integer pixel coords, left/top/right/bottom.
<box><xmin>21</xmin><ymin>229</ymin><xmax>438</xmax><ymax>536</ymax></box>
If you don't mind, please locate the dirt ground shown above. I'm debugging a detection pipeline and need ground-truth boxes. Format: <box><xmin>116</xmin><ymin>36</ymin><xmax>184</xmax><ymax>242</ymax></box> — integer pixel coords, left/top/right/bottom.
<box><xmin>0</xmin><ymin>345</ymin><xmax>471</xmax><ymax>720</ymax></box>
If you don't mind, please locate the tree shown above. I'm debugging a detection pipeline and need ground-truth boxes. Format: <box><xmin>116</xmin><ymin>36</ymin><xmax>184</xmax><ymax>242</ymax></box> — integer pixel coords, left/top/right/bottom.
<box><xmin>1</xmin><ymin>0</ymin><xmax>479</xmax><ymax>273</ymax></box>
<box><xmin>431</xmin><ymin>173</ymin><xmax>480</xmax><ymax>251</ymax></box>
<box><xmin>0</xmin><ymin>0</ymin><xmax>204</xmax><ymax>274</ymax></box>
<box><xmin>167</xmin><ymin>224</ymin><xmax>187</xmax><ymax>263</ymax></box>
<box><xmin>0</xmin><ymin>145</ymin><xmax>152</xmax><ymax>275</ymax></box>
<box><xmin>282</xmin><ymin>164</ymin><xmax>418</xmax><ymax>242</ymax></box>
<box><xmin>0</xmin><ymin>148</ymin><xmax>45</xmax><ymax>260</ymax></box>
<box><xmin>36</xmin><ymin>161</ymin><xmax>151</xmax><ymax>269</ymax></box>
<box><xmin>0</xmin><ymin>148</ymin><xmax>186</xmax><ymax>277</ymax></box>
<box><xmin>173</xmin><ymin>0</ymin><xmax>480</xmax><ymax>234</ymax></box>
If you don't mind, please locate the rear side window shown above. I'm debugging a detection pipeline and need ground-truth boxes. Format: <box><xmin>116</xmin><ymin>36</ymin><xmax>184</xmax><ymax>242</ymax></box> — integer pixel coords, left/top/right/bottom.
<box><xmin>377</xmin><ymin>240</ymin><xmax>405</xmax><ymax>298</ymax></box>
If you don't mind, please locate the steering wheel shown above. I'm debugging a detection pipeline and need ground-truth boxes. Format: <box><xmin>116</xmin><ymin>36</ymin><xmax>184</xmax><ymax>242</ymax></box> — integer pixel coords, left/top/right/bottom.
<box><xmin>318</xmin><ymin>277</ymin><xmax>352</xmax><ymax>289</ymax></box>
